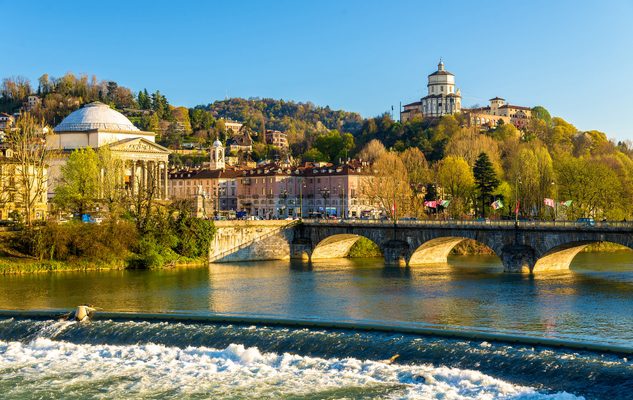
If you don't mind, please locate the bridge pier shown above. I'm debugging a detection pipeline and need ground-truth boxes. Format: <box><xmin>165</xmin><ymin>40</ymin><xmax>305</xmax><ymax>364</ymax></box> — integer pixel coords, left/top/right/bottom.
<box><xmin>500</xmin><ymin>244</ymin><xmax>536</xmax><ymax>273</ymax></box>
<box><xmin>383</xmin><ymin>240</ymin><xmax>410</xmax><ymax>267</ymax></box>
<box><xmin>290</xmin><ymin>238</ymin><xmax>312</xmax><ymax>261</ymax></box>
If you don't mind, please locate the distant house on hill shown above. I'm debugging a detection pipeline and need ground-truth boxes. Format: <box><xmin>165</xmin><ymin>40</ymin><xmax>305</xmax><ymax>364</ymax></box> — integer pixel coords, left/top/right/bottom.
<box><xmin>265</xmin><ymin>130</ymin><xmax>288</xmax><ymax>149</ymax></box>
<box><xmin>227</xmin><ymin>128</ymin><xmax>254</xmax><ymax>153</ymax></box>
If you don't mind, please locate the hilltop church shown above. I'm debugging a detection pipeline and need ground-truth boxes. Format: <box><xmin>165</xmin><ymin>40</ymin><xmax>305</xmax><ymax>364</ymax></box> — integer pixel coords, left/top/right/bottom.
<box><xmin>400</xmin><ymin>60</ymin><xmax>532</xmax><ymax>129</ymax></box>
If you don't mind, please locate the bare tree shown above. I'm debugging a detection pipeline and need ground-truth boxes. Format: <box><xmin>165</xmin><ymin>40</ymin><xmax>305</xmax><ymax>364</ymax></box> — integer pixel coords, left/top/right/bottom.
<box><xmin>4</xmin><ymin>113</ymin><xmax>49</xmax><ymax>226</ymax></box>
<box><xmin>360</xmin><ymin>152</ymin><xmax>413</xmax><ymax>220</ymax></box>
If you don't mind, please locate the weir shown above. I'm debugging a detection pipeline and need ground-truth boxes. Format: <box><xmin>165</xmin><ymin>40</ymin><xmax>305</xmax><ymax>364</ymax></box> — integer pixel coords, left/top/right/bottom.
<box><xmin>1</xmin><ymin>309</ymin><xmax>631</xmax><ymax>355</ymax></box>
<box><xmin>210</xmin><ymin>219</ymin><xmax>633</xmax><ymax>273</ymax></box>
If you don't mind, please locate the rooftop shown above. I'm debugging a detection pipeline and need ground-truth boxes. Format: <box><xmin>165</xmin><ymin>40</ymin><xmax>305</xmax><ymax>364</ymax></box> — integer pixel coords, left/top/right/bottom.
<box><xmin>54</xmin><ymin>102</ymin><xmax>141</xmax><ymax>133</ymax></box>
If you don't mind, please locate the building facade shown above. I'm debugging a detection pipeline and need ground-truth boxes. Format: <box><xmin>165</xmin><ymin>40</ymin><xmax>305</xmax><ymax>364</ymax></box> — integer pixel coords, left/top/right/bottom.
<box><xmin>46</xmin><ymin>101</ymin><xmax>170</xmax><ymax>200</ymax></box>
<box><xmin>400</xmin><ymin>61</ymin><xmax>533</xmax><ymax>130</ymax></box>
<box><xmin>0</xmin><ymin>145</ymin><xmax>48</xmax><ymax>221</ymax></box>
<box><xmin>222</xmin><ymin>120</ymin><xmax>243</xmax><ymax>135</ymax></box>
<box><xmin>237</xmin><ymin>161</ymin><xmax>379</xmax><ymax>219</ymax></box>
<box><xmin>401</xmin><ymin>60</ymin><xmax>462</xmax><ymax>122</ymax></box>
<box><xmin>0</xmin><ymin>113</ymin><xmax>15</xmax><ymax>133</ymax></box>
<box><xmin>463</xmin><ymin>97</ymin><xmax>532</xmax><ymax>129</ymax></box>
<box><xmin>265</xmin><ymin>130</ymin><xmax>289</xmax><ymax>149</ymax></box>
<box><xmin>169</xmin><ymin>167</ymin><xmax>240</xmax><ymax>215</ymax></box>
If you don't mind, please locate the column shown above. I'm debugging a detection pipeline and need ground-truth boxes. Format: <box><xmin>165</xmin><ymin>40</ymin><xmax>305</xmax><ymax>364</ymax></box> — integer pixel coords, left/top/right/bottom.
<box><xmin>142</xmin><ymin>161</ymin><xmax>148</xmax><ymax>194</ymax></box>
<box><xmin>154</xmin><ymin>162</ymin><xmax>160</xmax><ymax>199</ymax></box>
<box><xmin>163</xmin><ymin>161</ymin><xmax>169</xmax><ymax>200</ymax></box>
<box><xmin>130</xmin><ymin>161</ymin><xmax>136</xmax><ymax>196</ymax></box>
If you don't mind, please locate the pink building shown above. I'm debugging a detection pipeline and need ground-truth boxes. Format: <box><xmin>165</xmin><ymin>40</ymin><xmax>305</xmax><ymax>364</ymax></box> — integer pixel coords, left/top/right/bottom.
<box><xmin>237</xmin><ymin>161</ymin><xmax>379</xmax><ymax>219</ymax></box>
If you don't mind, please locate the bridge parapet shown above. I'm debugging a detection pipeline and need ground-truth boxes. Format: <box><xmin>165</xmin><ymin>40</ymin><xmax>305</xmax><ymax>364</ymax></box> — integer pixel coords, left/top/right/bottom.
<box><xmin>301</xmin><ymin>218</ymin><xmax>633</xmax><ymax>232</ymax></box>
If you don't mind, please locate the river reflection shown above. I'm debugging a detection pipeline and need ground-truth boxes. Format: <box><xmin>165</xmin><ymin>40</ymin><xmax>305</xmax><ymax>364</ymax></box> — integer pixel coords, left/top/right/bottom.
<box><xmin>0</xmin><ymin>252</ymin><xmax>632</xmax><ymax>345</ymax></box>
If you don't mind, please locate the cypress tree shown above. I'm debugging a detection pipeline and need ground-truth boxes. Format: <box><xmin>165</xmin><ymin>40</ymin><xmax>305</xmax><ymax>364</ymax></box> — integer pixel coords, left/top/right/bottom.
<box><xmin>473</xmin><ymin>152</ymin><xmax>499</xmax><ymax>218</ymax></box>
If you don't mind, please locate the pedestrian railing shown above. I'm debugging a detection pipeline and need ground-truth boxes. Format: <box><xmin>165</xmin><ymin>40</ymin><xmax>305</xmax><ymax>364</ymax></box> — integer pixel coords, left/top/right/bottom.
<box><xmin>300</xmin><ymin>218</ymin><xmax>633</xmax><ymax>230</ymax></box>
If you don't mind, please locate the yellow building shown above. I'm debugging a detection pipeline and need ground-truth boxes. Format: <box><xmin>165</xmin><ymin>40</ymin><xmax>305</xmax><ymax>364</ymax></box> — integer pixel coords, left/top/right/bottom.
<box><xmin>463</xmin><ymin>97</ymin><xmax>532</xmax><ymax>129</ymax></box>
<box><xmin>0</xmin><ymin>145</ymin><xmax>48</xmax><ymax>221</ymax></box>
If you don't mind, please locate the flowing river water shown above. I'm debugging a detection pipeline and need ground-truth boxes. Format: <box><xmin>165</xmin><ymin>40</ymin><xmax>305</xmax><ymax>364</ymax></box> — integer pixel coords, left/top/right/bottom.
<box><xmin>0</xmin><ymin>253</ymin><xmax>631</xmax><ymax>399</ymax></box>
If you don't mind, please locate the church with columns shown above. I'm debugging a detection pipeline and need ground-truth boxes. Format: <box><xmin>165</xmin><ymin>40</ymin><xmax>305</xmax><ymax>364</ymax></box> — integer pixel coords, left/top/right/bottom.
<box><xmin>401</xmin><ymin>60</ymin><xmax>462</xmax><ymax>122</ymax></box>
<box><xmin>46</xmin><ymin>101</ymin><xmax>170</xmax><ymax>200</ymax></box>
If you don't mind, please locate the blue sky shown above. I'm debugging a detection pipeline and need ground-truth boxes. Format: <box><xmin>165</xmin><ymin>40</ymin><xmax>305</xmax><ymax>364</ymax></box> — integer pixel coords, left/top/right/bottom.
<box><xmin>3</xmin><ymin>0</ymin><xmax>632</xmax><ymax>139</ymax></box>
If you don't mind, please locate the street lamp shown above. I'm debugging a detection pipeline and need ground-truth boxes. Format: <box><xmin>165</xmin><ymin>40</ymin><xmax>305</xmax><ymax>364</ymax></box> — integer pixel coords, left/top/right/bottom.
<box><xmin>299</xmin><ymin>179</ymin><xmax>305</xmax><ymax>220</ymax></box>
<box><xmin>280</xmin><ymin>189</ymin><xmax>288</xmax><ymax>219</ymax></box>
<box><xmin>218</xmin><ymin>186</ymin><xmax>226</xmax><ymax>218</ymax></box>
<box><xmin>551</xmin><ymin>181</ymin><xmax>556</xmax><ymax>221</ymax></box>
<box><xmin>319</xmin><ymin>187</ymin><xmax>330</xmax><ymax>219</ymax></box>
<box><xmin>514</xmin><ymin>176</ymin><xmax>522</xmax><ymax>226</ymax></box>
<box><xmin>337</xmin><ymin>184</ymin><xmax>344</xmax><ymax>220</ymax></box>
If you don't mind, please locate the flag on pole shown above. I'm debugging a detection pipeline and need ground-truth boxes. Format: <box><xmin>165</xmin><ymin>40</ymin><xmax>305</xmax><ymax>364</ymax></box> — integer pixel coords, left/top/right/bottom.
<box><xmin>560</xmin><ymin>200</ymin><xmax>573</xmax><ymax>207</ymax></box>
<box><xmin>514</xmin><ymin>200</ymin><xmax>520</xmax><ymax>216</ymax></box>
<box><xmin>439</xmin><ymin>199</ymin><xmax>451</xmax><ymax>207</ymax></box>
<box><xmin>491</xmin><ymin>199</ymin><xmax>503</xmax><ymax>210</ymax></box>
<box><xmin>424</xmin><ymin>200</ymin><xmax>437</xmax><ymax>208</ymax></box>
<box><xmin>544</xmin><ymin>198</ymin><xmax>555</xmax><ymax>208</ymax></box>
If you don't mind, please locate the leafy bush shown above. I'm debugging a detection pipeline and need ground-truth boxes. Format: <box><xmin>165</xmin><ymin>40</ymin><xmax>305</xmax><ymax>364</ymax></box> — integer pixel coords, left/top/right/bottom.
<box><xmin>348</xmin><ymin>237</ymin><xmax>382</xmax><ymax>258</ymax></box>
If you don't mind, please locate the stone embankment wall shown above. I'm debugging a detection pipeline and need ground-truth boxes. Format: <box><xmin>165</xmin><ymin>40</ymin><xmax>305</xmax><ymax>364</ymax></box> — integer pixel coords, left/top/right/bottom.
<box><xmin>209</xmin><ymin>221</ymin><xmax>295</xmax><ymax>263</ymax></box>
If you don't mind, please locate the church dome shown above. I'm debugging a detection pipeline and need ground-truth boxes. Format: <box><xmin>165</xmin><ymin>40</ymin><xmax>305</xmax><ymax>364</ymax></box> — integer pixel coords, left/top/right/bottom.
<box><xmin>54</xmin><ymin>102</ymin><xmax>140</xmax><ymax>133</ymax></box>
<box><xmin>212</xmin><ymin>139</ymin><xmax>223</xmax><ymax>147</ymax></box>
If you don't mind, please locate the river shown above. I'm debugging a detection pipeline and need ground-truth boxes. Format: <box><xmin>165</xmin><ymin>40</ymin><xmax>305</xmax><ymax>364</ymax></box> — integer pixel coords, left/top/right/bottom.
<box><xmin>0</xmin><ymin>253</ymin><xmax>631</xmax><ymax>399</ymax></box>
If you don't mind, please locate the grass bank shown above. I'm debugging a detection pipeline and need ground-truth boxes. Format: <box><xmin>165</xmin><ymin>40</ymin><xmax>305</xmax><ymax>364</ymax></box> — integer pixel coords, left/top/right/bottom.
<box><xmin>0</xmin><ymin>256</ymin><xmax>208</xmax><ymax>275</ymax></box>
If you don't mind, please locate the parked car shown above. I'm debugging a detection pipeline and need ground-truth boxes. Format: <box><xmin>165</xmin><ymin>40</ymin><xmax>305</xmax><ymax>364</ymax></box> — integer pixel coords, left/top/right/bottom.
<box><xmin>576</xmin><ymin>217</ymin><xmax>596</xmax><ymax>227</ymax></box>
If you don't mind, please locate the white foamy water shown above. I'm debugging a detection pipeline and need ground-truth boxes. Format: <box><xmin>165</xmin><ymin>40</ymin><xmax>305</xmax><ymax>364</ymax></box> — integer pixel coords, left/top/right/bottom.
<box><xmin>0</xmin><ymin>338</ymin><xmax>583</xmax><ymax>399</ymax></box>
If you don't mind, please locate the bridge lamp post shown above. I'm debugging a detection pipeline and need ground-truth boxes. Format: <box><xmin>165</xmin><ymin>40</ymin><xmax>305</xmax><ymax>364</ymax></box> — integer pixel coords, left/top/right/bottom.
<box><xmin>320</xmin><ymin>187</ymin><xmax>330</xmax><ymax>219</ymax></box>
<box><xmin>218</xmin><ymin>186</ymin><xmax>226</xmax><ymax>217</ymax></box>
<box><xmin>280</xmin><ymin>189</ymin><xmax>288</xmax><ymax>219</ymax></box>
<box><xmin>551</xmin><ymin>181</ymin><xmax>556</xmax><ymax>221</ymax></box>
<box><xmin>337</xmin><ymin>184</ymin><xmax>344</xmax><ymax>220</ymax></box>
<box><xmin>514</xmin><ymin>176</ymin><xmax>522</xmax><ymax>227</ymax></box>
<box><xmin>299</xmin><ymin>180</ymin><xmax>306</xmax><ymax>220</ymax></box>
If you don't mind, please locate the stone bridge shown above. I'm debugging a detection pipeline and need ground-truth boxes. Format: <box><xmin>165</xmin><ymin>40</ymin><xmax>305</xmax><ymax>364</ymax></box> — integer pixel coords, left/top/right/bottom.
<box><xmin>210</xmin><ymin>219</ymin><xmax>633</xmax><ymax>273</ymax></box>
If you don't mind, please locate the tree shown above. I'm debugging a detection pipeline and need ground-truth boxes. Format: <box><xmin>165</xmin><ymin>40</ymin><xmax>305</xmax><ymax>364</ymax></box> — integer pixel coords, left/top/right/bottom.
<box><xmin>137</xmin><ymin>89</ymin><xmax>151</xmax><ymax>110</ymax></box>
<box><xmin>3</xmin><ymin>114</ymin><xmax>49</xmax><ymax>226</ymax></box>
<box><xmin>446</xmin><ymin>128</ymin><xmax>501</xmax><ymax>167</ymax></box>
<box><xmin>436</xmin><ymin>156</ymin><xmax>474</xmax><ymax>217</ymax></box>
<box><xmin>360</xmin><ymin>152</ymin><xmax>413</xmax><ymax>220</ymax></box>
<box><xmin>531</xmin><ymin>106</ymin><xmax>552</xmax><ymax>124</ymax></box>
<box><xmin>302</xmin><ymin>148</ymin><xmax>328</xmax><ymax>162</ymax></box>
<box><xmin>490</xmin><ymin>123</ymin><xmax>520</xmax><ymax>141</ymax></box>
<box><xmin>312</xmin><ymin>130</ymin><xmax>354</xmax><ymax>162</ymax></box>
<box><xmin>97</xmin><ymin>147</ymin><xmax>126</xmax><ymax>217</ymax></box>
<box><xmin>400</xmin><ymin>147</ymin><xmax>430</xmax><ymax>216</ymax></box>
<box><xmin>172</xmin><ymin>106</ymin><xmax>192</xmax><ymax>134</ymax></box>
<box><xmin>473</xmin><ymin>152</ymin><xmax>499</xmax><ymax>217</ymax></box>
<box><xmin>357</xmin><ymin>139</ymin><xmax>386</xmax><ymax>162</ymax></box>
<box><xmin>556</xmin><ymin>157</ymin><xmax>624</xmax><ymax>220</ymax></box>
<box><xmin>53</xmin><ymin>147</ymin><xmax>100</xmax><ymax>217</ymax></box>
<box><xmin>508</xmin><ymin>143</ymin><xmax>554</xmax><ymax>218</ymax></box>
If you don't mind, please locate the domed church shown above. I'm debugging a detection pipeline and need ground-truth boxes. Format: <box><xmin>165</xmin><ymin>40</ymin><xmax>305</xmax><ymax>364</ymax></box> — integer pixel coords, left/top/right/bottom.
<box><xmin>46</xmin><ymin>102</ymin><xmax>170</xmax><ymax>199</ymax></box>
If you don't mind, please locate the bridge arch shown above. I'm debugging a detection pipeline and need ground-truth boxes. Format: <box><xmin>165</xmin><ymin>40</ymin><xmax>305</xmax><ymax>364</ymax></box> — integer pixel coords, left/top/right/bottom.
<box><xmin>311</xmin><ymin>233</ymin><xmax>362</xmax><ymax>260</ymax></box>
<box><xmin>534</xmin><ymin>240</ymin><xmax>633</xmax><ymax>273</ymax></box>
<box><xmin>407</xmin><ymin>233</ymin><xmax>502</xmax><ymax>267</ymax></box>
<box><xmin>310</xmin><ymin>234</ymin><xmax>381</xmax><ymax>260</ymax></box>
